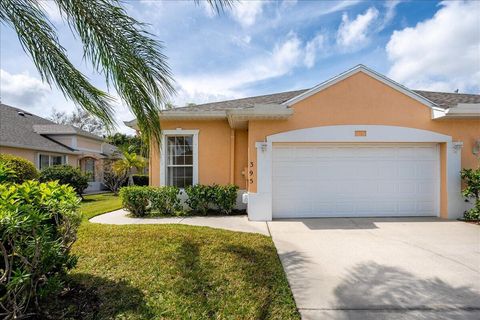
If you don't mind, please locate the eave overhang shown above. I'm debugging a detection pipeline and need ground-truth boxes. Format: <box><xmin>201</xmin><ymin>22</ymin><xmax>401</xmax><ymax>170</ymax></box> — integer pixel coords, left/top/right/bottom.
<box><xmin>123</xmin><ymin>104</ymin><xmax>295</xmax><ymax>130</ymax></box>
<box><xmin>432</xmin><ymin>103</ymin><xmax>480</xmax><ymax>119</ymax></box>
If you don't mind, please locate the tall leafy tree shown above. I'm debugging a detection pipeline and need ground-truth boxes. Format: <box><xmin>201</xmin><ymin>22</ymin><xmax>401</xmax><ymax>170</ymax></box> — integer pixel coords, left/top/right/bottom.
<box><xmin>0</xmin><ymin>0</ymin><xmax>232</xmax><ymax>145</ymax></box>
<box><xmin>49</xmin><ymin>107</ymin><xmax>107</xmax><ymax>136</ymax></box>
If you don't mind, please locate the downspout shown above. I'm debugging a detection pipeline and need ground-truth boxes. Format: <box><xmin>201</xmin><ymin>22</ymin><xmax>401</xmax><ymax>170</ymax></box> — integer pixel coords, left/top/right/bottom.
<box><xmin>230</xmin><ymin>128</ymin><xmax>235</xmax><ymax>184</ymax></box>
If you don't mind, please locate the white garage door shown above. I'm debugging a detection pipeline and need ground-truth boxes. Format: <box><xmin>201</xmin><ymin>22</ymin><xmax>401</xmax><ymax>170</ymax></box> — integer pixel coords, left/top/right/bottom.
<box><xmin>272</xmin><ymin>143</ymin><xmax>439</xmax><ymax>218</ymax></box>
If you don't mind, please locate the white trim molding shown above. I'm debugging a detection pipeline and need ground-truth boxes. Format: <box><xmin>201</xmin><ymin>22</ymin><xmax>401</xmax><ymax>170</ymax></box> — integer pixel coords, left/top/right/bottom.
<box><xmin>159</xmin><ymin>129</ymin><xmax>199</xmax><ymax>187</ymax></box>
<box><xmin>247</xmin><ymin>125</ymin><xmax>464</xmax><ymax>221</ymax></box>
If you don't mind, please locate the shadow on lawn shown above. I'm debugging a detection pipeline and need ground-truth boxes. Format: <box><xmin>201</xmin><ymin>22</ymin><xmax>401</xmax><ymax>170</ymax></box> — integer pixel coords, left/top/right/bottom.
<box><xmin>172</xmin><ymin>238</ymin><xmax>299</xmax><ymax>319</ymax></box>
<box><xmin>39</xmin><ymin>273</ymin><xmax>151</xmax><ymax>320</ymax></box>
<box><xmin>173</xmin><ymin>240</ymin><xmax>216</xmax><ymax>318</ymax></box>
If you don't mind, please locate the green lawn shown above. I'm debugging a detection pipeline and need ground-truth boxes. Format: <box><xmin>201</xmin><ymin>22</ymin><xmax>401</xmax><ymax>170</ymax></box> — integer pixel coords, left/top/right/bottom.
<box><xmin>45</xmin><ymin>193</ymin><xmax>300</xmax><ymax>319</ymax></box>
<box><xmin>80</xmin><ymin>192</ymin><xmax>123</xmax><ymax>220</ymax></box>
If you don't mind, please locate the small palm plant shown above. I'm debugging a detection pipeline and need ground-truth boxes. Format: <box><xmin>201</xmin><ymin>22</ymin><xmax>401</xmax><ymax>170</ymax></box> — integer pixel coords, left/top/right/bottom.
<box><xmin>113</xmin><ymin>151</ymin><xmax>147</xmax><ymax>186</ymax></box>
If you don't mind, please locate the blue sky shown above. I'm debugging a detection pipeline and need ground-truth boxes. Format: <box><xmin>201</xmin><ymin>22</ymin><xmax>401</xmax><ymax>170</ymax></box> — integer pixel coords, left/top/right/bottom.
<box><xmin>1</xmin><ymin>0</ymin><xmax>479</xmax><ymax>133</ymax></box>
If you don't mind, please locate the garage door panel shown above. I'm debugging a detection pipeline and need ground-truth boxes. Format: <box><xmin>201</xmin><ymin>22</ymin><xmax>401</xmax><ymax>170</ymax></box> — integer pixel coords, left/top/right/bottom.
<box><xmin>272</xmin><ymin>143</ymin><xmax>439</xmax><ymax>218</ymax></box>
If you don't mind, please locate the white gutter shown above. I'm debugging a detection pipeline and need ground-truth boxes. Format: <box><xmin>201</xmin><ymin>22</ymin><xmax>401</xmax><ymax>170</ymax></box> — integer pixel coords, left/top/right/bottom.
<box><xmin>432</xmin><ymin>103</ymin><xmax>480</xmax><ymax>119</ymax></box>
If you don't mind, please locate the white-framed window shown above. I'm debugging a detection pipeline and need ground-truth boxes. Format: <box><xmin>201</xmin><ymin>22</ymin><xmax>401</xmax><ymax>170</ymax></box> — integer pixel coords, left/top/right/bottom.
<box><xmin>38</xmin><ymin>154</ymin><xmax>67</xmax><ymax>170</ymax></box>
<box><xmin>161</xmin><ymin>130</ymin><xmax>198</xmax><ymax>187</ymax></box>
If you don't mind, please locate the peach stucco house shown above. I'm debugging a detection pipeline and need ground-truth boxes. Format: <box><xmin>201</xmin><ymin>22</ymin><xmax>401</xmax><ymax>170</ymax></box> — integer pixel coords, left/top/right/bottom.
<box><xmin>127</xmin><ymin>65</ymin><xmax>480</xmax><ymax>221</ymax></box>
<box><xmin>0</xmin><ymin>103</ymin><xmax>120</xmax><ymax>192</ymax></box>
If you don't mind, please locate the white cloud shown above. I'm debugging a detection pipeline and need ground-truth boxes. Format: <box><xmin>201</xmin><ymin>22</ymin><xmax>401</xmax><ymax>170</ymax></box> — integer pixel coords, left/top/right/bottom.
<box><xmin>0</xmin><ymin>69</ymin><xmax>50</xmax><ymax>107</ymax></box>
<box><xmin>176</xmin><ymin>33</ymin><xmax>304</xmax><ymax>102</ymax></box>
<box><xmin>304</xmin><ymin>34</ymin><xmax>325</xmax><ymax>68</ymax></box>
<box><xmin>231</xmin><ymin>1</ymin><xmax>266</xmax><ymax>28</ymax></box>
<box><xmin>381</xmin><ymin>0</ymin><xmax>400</xmax><ymax>28</ymax></box>
<box><xmin>386</xmin><ymin>1</ymin><xmax>480</xmax><ymax>92</ymax></box>
<box><xmin>337</xmin><ymin>7</ymin><xmax>379</xmax><ymax>50</ymax></box>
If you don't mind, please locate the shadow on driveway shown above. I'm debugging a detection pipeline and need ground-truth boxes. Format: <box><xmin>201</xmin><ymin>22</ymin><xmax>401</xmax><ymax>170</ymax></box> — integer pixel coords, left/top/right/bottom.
<box><xmin>275</xmin><ymin>217</ymin><xmax>455</xmax><ymax>230</ymax></box>
<box><xmin>328</xmin><ymin>261</ymin><xmax>480</xmax><ymax>320</ymax></box>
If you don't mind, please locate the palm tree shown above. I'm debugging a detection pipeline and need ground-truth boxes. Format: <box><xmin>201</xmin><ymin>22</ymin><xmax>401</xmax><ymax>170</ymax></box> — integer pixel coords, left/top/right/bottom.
<box><xmin>0</xmin><ymin>0</ymin><xmax>232</xmax><ymax>145</ymax></box>
<box><xmin>113</xmin><ymin>150</ymin><xmax>146</xmax><ymax>186</ymax></box>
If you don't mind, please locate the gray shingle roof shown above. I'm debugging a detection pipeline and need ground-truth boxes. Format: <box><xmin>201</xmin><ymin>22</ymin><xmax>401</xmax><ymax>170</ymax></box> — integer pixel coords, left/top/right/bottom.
<box><xmin>412</xmin><ymin>90</ymin><xmax>480</xmax><ymax>109</ymax></box>
<box><xmin>0</xmin><ymin>104</ymin><xmax>104</xmax><ymax>153</ymax></box>
<box><xmin>162</xmin><ymin>89</ymin><xmax>479</xmax><ymax>113</ymax></box>
<box><xmin>163</xmin><ymin>89</ymin><xmax>308</xmax><ymax>113</ymax></box>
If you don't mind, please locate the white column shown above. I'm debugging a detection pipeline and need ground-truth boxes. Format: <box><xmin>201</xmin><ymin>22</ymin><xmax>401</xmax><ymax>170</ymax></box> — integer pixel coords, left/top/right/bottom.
<box><xmin>247</xmin><ymin>141</ymin><xmax>273</xmax><ymax>221</ymax></box>
<box><xmin>447</xmin><ymin>141</ymin><xmax>465</xmax><ymax>219</ymax></box>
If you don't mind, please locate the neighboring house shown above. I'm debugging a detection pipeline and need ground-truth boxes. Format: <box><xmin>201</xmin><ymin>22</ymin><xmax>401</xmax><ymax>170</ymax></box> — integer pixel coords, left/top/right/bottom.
<box><xmin>125</xmin><ymin>65</ymin><xmax>480</xmax><ymax>221</ymax></box>
<box><xmin>0</xmin><ymin>103</ymin><xmax>120</xmax><ymax>192</ymax></box>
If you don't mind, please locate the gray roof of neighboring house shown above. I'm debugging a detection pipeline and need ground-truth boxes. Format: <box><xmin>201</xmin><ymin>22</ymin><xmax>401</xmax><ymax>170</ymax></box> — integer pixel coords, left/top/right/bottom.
<box><xmin>32</xmin><ymin>124</ymin><xmax>105</xmax><ymax>141</ymax></box>
<box><xmin>161</xmin><ymin>89</ymin><xmax>479</xmax><ymax>113</ymax></box>
<box><xmin>0</xmin><ymin>103</ymin><xmax>110</xmax><ymax>154</ymax></box>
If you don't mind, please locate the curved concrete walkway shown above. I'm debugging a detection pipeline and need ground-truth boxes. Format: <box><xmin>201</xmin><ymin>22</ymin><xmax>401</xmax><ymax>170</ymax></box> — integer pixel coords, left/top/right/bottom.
<box><xmin>90</xmin><ymin>209</ymin><xmax>270</xmax><ymax>236</ymax></box>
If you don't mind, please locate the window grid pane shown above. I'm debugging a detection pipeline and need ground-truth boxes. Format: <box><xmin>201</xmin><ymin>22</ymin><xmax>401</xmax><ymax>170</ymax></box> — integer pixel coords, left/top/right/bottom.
<box><xmin>166</xmin><ymin>135</ymin><xmax>194</xmax><ymax>188</ymax></box>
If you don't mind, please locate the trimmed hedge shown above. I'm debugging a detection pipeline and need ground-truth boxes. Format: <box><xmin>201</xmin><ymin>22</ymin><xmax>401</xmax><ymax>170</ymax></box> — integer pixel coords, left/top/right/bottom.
<box><xmin>212</xmin><ymin>184</ymin><xmax>239</xmax><ymax>214</ymax></box>
<box><xmin>0</xmin><ymin>153</ymin><xmax>38</xmax><ymax>183</ymax></box>
<box><xmin>132</xmin><ymin>174</ymin><xmax>149</xmax><ymax>186</ymax></box>
<box><xmin>185</xmin><ymin>184</ymin><xmax>214</xmax><ymax>215</ymax></box>
<box><xmin>120</xmin><ymin>184</ymin><xmax>241</xmax><ymax>217</ymax></box>
<box><xmin>39</xmin><ymin>165</ymin><xmax>89</xmax><ymax>196</ymax></box>
<box><xmin>120</xmin><ymin>186</ymin><xmax>181</xmax><ymax>217</ymax></box>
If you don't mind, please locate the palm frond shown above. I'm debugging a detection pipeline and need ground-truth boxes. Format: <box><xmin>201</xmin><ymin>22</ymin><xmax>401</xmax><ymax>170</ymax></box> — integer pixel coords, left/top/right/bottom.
<box><xmin>51</xmin><ymin>0</ymin><xmax>176</xmax><ymax>146</ymax></box>
<box><xmin>0</xmin><ymin>0</ymin><xmax>115</xmax><ymax>127</ymax></box>
<box><xmin>200</xmin><ymin>0</ymin><xmax>236</xmax><ymax>13</ymax></box>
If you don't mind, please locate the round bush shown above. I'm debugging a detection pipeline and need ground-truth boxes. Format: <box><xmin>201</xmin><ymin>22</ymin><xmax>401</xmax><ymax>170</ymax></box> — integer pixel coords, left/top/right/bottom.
<box><xmin>39</xmin><ymin>165</ymin><xmax>89</xmax><ymax>195</ymax></box>
<box><xmin>0</xmin><ymin>180</ymin><xmax>81</xmax><ymax>318</ymax></box>
<box><xmin>0</xmin><ymin>153</ymin><xmax>38</xmax><ymax>183</ymax></box>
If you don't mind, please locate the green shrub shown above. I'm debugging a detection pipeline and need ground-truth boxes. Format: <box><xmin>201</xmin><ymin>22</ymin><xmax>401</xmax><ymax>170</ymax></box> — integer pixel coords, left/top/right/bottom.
<box><xmin>120</xmin><ymin>186</ymin><xmax>152</xmax><ymax>217</ymax></box>
<box><xmin>120</xmin><ymin>186</ymin><xmax>182</xmax><ymax>217</ymax></box>
<box><xmin>185</xmin><ymin>184</ymin><xmax>215</xmax><ymax>215</ymax></box>
<box><xmin>461</xmin><ymin>167</ymin><xmax>480</xmax><ymax>221</ymax></box>
<box><xmin>0</xmin><ymin>153</ymin><xmax>38</xmax><ymax>183</ymax></box>
<box><xmin>0</xmin><ymin>161</ymin><xmax>16</xmax><ymax>183</ymax></box>
<box><xmin>212</xmin><ymin>184</ymin><xmax>239</xmax><ymax>214</ymax></box>
<box><xmin>0</xmin><ymin>180</ymin><xmax>81</xmax><ymax>318</ymax></box>
<box><xmin>132</xmin><ymin>174</ymin><xmax>149</xmax><ymax>186</ymax></box>
<box><xmin>39</xmin><ymin>165</ymin><xmax>89</xmax><ymax>196</ymax></box>
<box><xmin>150</xmin><ymin>186</ymin><xmax>182</xmax><ymax>216</ymax></box>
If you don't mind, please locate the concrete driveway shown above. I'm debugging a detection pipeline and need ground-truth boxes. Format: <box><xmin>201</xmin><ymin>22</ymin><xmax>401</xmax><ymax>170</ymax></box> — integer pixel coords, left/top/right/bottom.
<box><xmin>268</xmin><ymin>218</ymin><xmax>480</xmax><ymax>320</ymax></box>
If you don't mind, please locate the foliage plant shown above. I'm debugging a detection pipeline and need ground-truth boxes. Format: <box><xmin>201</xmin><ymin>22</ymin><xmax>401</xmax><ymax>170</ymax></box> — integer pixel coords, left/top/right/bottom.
<box><xmin>119</xmin><ymin>186</ymin><xmax>152</xmax><ymax>217</ymax></box>
<box><xmin>103</xmin><ymin>170</ymin><xmax>128</xmax><ymax>196</ymax></box>
<box><xmin>113</xmin><ymin>151</ymin><xmax>146</xmax><ymax>186</ymax></box>
<box><xmin>211</xmin><ymin>184</ymin><xmax>239</xmax><ymax>214</ymax></box>
<box><xmin>0</xmin><ymin>162</ymin><xmax>16</xmax><ymax>183</ymax></box>
<box><xmin>185</xmin><ymin>184</ymin><xmax>215</xmax><ymax>215</ymax></box>
<box><xmin>149</xmin><ymin>186</ymin><xmax>182</xmax><ymax>216</ymax></box>
<box><xmin>0</xmin><ymin>153</ymin><xmax>38</xmax><ymax>183</ymax></box>
<box><xmin>0</xmin><ymin>180</ymin><xmax>81</xmax><ymax>318</ymax></box>
<box><xmin>461</xmin><ymin>168</ymin><xmax>480</xmax><ymax>221</ymax></box>
<box><xmin>39</xmin><ymin>165</ymin><xmax>89</xmax><ymax>197</ymax></box>
<box><xmin>120</xmin><ymin>186</ymin><xmax>182</xmax><ymax>217</ymax></box>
